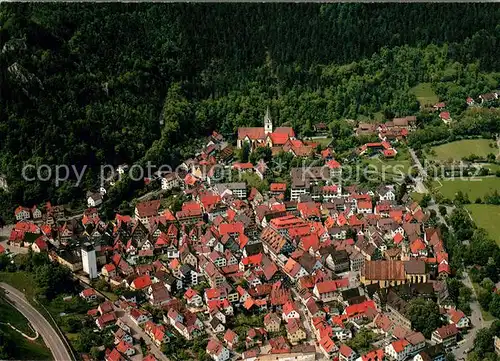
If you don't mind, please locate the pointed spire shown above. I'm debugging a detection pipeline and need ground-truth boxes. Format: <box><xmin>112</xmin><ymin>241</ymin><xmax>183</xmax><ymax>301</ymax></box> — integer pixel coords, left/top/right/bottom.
<box><xmin>264</xmin><ymin>106</ymin><xmax>273</xmax><ymax>134</ymax></box>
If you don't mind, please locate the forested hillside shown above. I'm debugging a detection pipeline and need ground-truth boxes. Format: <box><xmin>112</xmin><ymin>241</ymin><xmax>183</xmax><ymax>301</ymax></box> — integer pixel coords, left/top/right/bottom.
<box><xmin>1</xmin><ymin>4</ymin><xmax>500</xmax><ymax>218</ymax></box>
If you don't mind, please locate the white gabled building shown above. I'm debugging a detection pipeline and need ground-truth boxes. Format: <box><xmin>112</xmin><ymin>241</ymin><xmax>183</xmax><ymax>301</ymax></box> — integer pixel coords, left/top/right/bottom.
<box><xmin>206</xmin><ymin>338</ymin><xmax>230</xmax><ymax>361</ymax></box>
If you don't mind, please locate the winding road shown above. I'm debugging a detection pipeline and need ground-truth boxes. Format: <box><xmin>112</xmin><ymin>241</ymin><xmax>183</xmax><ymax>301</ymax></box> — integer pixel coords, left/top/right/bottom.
<box><xmin>0</xmin><ymin>283</ymin><xmax>73</xmax><ymax>361</ymax></box>
<box><xmin>409</xmin><ymin>148</ymin><xmax>429</xmax><ymax>193</ymax></box>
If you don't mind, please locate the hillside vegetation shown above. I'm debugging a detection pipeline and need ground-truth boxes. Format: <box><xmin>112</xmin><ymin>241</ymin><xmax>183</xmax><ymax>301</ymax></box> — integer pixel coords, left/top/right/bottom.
<box><xmin>1</xmin><ymin>4</ymin><xmax>500</xmax><ymax>219</ymax></box>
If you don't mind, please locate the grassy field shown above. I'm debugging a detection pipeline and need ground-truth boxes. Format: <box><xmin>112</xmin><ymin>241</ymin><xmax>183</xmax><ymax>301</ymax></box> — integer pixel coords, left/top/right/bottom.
<box><xmin>0</xmin><ymin>324</ymin><xmax>52</xmax><ymax>360</ymax></box>
<box><xmin>0</xmin><ymin>298</ymin><xmax>37</xmax><ymax>337</ymax></box>
<box><xmin>0</xmin><ymin>271</ymin><xmax>38</xmax><ymax>299</ymax></box>
<box><xmin>428</xmin><ymin>139</ymin><xmax>497</xmax><ymax>162</ymax></box>
<box><xmin>0</xmin><ymin>277</ymin><xmax>52</xmax><ymax>361</ymax></box>
<box><xmin>411</xmin><ymin>192</ymin><xmax>424</xmax><ymax>203</ymax></box>
<box><xmin>364</xmin><ymin>148</ymin><xmax>413</xmax><ymax>178</ymax></box>
<box><xmin>410</xmin><ymin>82</ymin><xmax>439</xmax><ymax>107</ymax></box>
<box><xmin>465</xmin><ymin>204</ymin><xmax>500</xmax><ymax>246</ymax></box>
<box><xmin>312</xmin><ymin>137</ymin><xmax>333</xmax><ymax>147</ymax></box>
<box><xmin>432</xmin><ymin>177</ymin><xmax>500</xmax><ymax>201</ymax></box>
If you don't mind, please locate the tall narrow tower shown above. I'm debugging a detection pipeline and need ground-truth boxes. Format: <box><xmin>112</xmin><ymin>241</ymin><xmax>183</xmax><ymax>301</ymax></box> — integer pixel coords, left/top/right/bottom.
<box><xmin>264</xmin><ymin>106</ymin><xmax>273</xmax><ymax>134</ymax></box>
<box><xmin>81</xmin><ymin>242</ymin><xmax>98</xmax><ymax>279</ymax></box>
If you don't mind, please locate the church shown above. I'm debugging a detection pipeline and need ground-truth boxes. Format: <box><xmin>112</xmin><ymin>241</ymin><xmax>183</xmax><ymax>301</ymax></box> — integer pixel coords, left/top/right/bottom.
<box><xmin>237</xmin><ymin>108</ymin><xmax>296</xmax><ymax>150</ymax></box>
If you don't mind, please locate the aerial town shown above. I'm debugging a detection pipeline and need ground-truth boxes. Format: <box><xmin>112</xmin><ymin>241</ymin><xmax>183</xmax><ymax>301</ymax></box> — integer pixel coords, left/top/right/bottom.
<box><xmin>4</xmin><ymin>4</ymin><xmax>500</xmax><ymax>361</ymax></box>
<box><xmin>3</xmin><ymin>85</ymin><xmax>500</xmax><ymax>361</ymax></box>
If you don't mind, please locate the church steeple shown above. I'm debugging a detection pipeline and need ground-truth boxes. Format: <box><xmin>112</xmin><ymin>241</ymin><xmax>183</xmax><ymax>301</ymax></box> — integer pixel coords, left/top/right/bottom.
<box><xmin>264</xmin><ymin>106</ymin><xmax>273</xmax><ymax>134</ymax></box>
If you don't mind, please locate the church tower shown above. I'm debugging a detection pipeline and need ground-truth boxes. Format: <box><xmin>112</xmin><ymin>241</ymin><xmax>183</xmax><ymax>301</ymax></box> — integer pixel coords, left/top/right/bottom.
<box><xmin>264</xmin><ymin>106</ymin><xmax>273</xmax><ymax>134</ymax></box>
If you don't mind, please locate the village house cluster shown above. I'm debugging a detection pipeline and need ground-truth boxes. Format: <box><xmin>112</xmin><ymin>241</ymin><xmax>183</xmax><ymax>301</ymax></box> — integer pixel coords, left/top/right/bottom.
<box><xmin>6</xmin><ymin>112</ymin><xmax>471</xmax><ymax>361</ymax></box>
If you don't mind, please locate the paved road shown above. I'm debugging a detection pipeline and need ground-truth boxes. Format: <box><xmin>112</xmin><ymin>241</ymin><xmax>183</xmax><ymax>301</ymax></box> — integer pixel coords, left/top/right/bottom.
<box><xmin>427</xmin><ymin>204</ymin><xmax>455</xmax><ymax>226</ymax></box>
<box><xmin>451</xmin><ymin>272</ymin><xmax>494</xmax><ymax>358</ymax></box>
<box><xmin>119</xmin><ymin>311</ymin><xmax>169</xmax><ymax>361</ymax></box>
<box><xmin>409</xmin><ymin>148</ymin><xmax>429</xmax><ymax>193</ymax></box>
<box><xmin>290</xmin><ymin>288</ymin><xmax>328</xmax><ymax>361</ymax></box>
<box><xmin>0</xmin><ymin>283</ymin><xmax>73</xmax><ymax>361</ymax></box>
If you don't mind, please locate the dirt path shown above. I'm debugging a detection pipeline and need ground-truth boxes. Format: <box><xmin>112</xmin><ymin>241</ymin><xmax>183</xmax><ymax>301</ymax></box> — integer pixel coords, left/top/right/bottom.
<box><xmin>0</xmin><ymin>321</ymin><xmax>39</xmax><ymax>341</ymax></box>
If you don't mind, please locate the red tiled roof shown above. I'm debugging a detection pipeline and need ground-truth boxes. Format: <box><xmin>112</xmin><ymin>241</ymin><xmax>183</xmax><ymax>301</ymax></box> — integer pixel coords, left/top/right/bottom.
<box><xmin>390</xmin><ymin>339</ymin><xmax>409</xmax><ymax>353</ymax></box>
<box><xmin>339</xmin><ymin>344</ymin><xmax>354</xmax><ymax>357</ymax></box>
<box><xmin>207</xmin><ymin>338</ymin><xmax>225</xmax><ymax>356</ymax></box>
<box><xmin>270</xmin><ymin>183</ymin><xmax>287</xmax><ymax>192</ymax></box>
<box><xmin>361</xmin><ymin>349</ymin><xmax>384</xmax><ymax>361</ymax></box>
<box><xmin>410</xmin><ymin>238</ymin><xmax>426</xmax><ymax>253</ymax></box>
<box><xmin>358</xmin><ymin>200</ymin><xmax>372</xmax><ymax>210</ymax></box>
<box><xmin>326</xmin><ymin>159</ymin><xmax>341</xmax><ymax>169</ymax></box>
<box><xmin>363</xmin><ymin>260</ymin><xmax>405</xmax><ymax>280</ymax></box>
<box><xmin>224</xmin><ymin>329</ymin><xmax>238</xmax><ymax>343</ymax></box>
<box><xmin>131</xmin><ymin>275</ymin><xmax>152</xmax><ymax>290</ymax></box>
<box><xmin>238</xmin><ymin>127</ymin><xmax>265</xmax><ymax>140</ymax></box>
<box><xmin>135</xmin><ymin>200</ymin><xmax>160</xmax><ymax>218</ymax></box>
<box><xmin>344</xmin><ymin>300</ymin><xmax>376</xmax><ymax>318</ymax></box>
<box><xmin>282</xmin><ymin>301</ymin><xmax>298</xmax><ymax>315</ymax></box>
<box><xmin>273</xmin><ymin>127</ymin><xmax>295</xmax><ymax>137</ymax></box>
<box><xmin>232</xmin><ymin>162</ymin><xmax>254</xmax><ymax>170</ymax></box>
<box><xmin>219</xmin><ymin>222</ymin><xmax>244</xmax><ymax>235</ymax></box>
<box><xmin>319</xmin><ymin>336</ymin><xmax>337</xmax><ymax>353</ymax></box>
<box><xmin>315</xmin><ymin>280</ymin><xmax>339</xmax><ymax>294</ymax></box>
<box><xmin>81</xmin><ymin>288</ymin><xmax>97</xmax><ymax>297</ymax></box>
<box><xmin>447</xmin><ymin>308</ymin><xmax>466</xmax><ymax>324</ymax></box>
<box><xmin>439</xmin><ymin>111</ymin><xmax>451</xmax><ymax>120</ymax></box>
<box><xmin>438</xmin><ymin>262</ymin><xmax>450</xmax><ymax>274</ymax></box>
<box><xmin>434</xmin><ymin>324</ymin><xmax>458</xmax><ymax>339</ymax></box>
<box><xmin>268</xmin><ymin>132</ymin><xmax>290</xmax><ymax>145</ymax></box>
<box><xmin>106</xmin><ymin>348</ymin><xmax>124</xmax><ymax>361</ymax></box>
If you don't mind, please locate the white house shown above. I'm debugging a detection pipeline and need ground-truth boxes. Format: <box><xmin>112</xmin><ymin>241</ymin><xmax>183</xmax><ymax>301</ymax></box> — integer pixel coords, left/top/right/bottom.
<box><xmin>385</xmin><ymin>339</ymin><xmax>410</xmax><ymax>361</ymax></box>
<box><xmin>377</xmin><ymin>185</ymin><xmax>396</xmax><ymax>201</ymax></box>
<box><xmin>14</xmin><ymin>206</ymin><xmax>31</xmax><ymax>221</ymax></box>
<box><xmin>282</xmin><ymin>301</ymin><xmax>300</xmax><ymax>322</ymax></box>
<box><xmin>87</xmin><ymin>193</ymin><xmax>103</xmax><ymax>208</ymax></box>
<box><xmin>161</xmin><ymin>173</ymin><xmax>180</xmax><ymax>190</ymax></box>
<box><xmin>339</xmin><ymin>344</ymin><xmax>356</xmax><ymax>361</ymax></box>
<box><xmin>31</xmin><ymin>206</ymin><xmax>42</xmax><ymax>220</ymax></box>
<box><xmin>446</xmin><ymin>308</ymin><xmax>470</xmax><ymax>329</ymax></box>
<box><xmin>207</xmin><ymin>339</ymin><xmax>230</xmax><ymax>361</ymax></box>
<box><xmin>129</xmin><ymin>309</ymin><xmax>150</xmax><ymax>325</ymax></box>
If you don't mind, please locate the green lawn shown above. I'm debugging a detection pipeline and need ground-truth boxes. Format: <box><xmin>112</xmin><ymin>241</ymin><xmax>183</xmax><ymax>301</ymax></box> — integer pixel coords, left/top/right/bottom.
<box><xmin>312</xmin><ymin>137</ymin><xmax>333</xmax><ymax>147</ymax></box>
<box><xmin>484</xmin><ymin>163</ymin><xmax>500</xmax><ymax>173</ymax></box>
<box><xmin>0</xmin><ymin>324</ymin><xmax>52</xmax><ymax>360</ymax></box>
<box><xmin>428</xmin><ymin>139</ymin><xmax>497</xmax><ymax>162</ymax></box>
<box><xmin>0</xmin><ymin>298</ymin><xmax>37</xmax><ymax>337</ymax></box>
<box><xmin>0</xmin><ymin>271</ymin><xmax>38</xmax><ymax>299</ymax></box>
<box><xmin>411</xmin><ymin>192</ymin><xmax>424</xmax><ymax>203</ymax></box>
<box><xmin>0</xmin><ymin>281</ymin><xmax>52</xmax><ymax>361</ymax></box>
<box><xmin>410</xmin><ymin>82</ymin><xmax>439</xmax><ymax>107</ymax></box>
<box><xmin>432</xmin><ymin>177</ymin><xmax>500</xmax><ymax>201</ymax></box>
<box><xmin>364</xmin><ymin>148</ymin><xmax>413</xmax><ymax>178</ymax></box>
<box><xmin>465</xmin><ymin>204</ymin><xmax>500</xmax><ymax>246</ymax></box>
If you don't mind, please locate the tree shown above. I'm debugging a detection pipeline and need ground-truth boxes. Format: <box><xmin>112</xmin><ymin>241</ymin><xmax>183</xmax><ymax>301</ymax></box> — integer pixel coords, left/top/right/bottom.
<box><xmin>480</xmin><ymin>278</ymin><xmax>495</xmax><ymax>292</ymax></box>
<box><xmin>407</xmin><ymin>298</ymin><xmax>443</xmax><ymax>338</ymax></box>
<box><xmin>249</xmin><ymin>146</ymin><xmax>272</xmax><ymax>164</ymax></box>
<box><xmin>239</xmin><ymin>142</ymin><xmax>251</xmax><ymax>163</ymax></box>
<box><xmin>488</xmin><ymin>293</ymin><xmax>500</xmax><ymax>319</ymax></box>
<box><xmin>438</xmin><ymin>205</ymin><xmax>447</xmax><ymax>216</ymax></box>
<box><xmin>95</xmin><ymin>278</ymin><xmax>110</xmax><ymax>292</ymax></box>
<box><xmin>346</xmin><ymin>329</ymin><xmax>376</xmax><ymax>353</ymax></box>
<box><xmin>473</xmin><ymin>326</ymin><xmax>496</xmax><ymax>357</ymax></box>
<box><xmin>447</xmin><ymin>278</ymin><xmax>462</xmax><ymax>305</ymax></box>
<box><xmin>445</xmin><ymin>353</ymin><xmax>456</xmax><ymax>361</ymax></box>
<box><xmin>34</xmin><ymin>263</ymin><xmax>75</xmax><ymax>300</ymax></box>
<box><xmin>477</xmin><ymin>288</ymin><xmax>492</xmax><ymax>310</ymax></box>
<box><xmin>420</xmin><ymin>194</ymin><xmax>431</xmax><ymax>208</ymax></box>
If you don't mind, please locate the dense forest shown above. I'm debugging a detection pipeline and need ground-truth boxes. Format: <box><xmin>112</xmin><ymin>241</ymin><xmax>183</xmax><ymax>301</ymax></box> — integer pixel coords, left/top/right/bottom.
<box><xmin>1</xmin><ymin>4</ymin><xmax>500</xmax><ymax>218</ymax></box>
